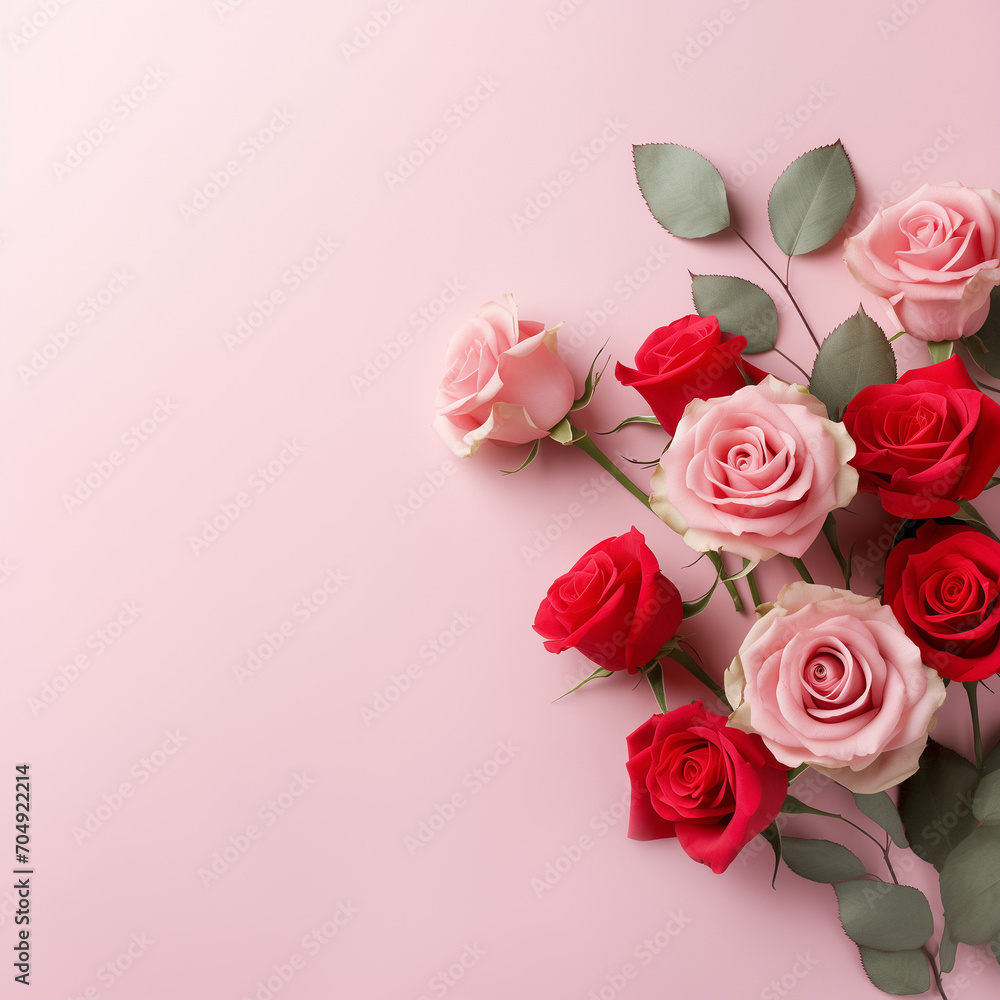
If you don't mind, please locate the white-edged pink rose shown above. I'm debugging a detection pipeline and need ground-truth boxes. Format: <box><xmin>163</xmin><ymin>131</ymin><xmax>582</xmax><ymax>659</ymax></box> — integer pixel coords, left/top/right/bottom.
<box><xmin>724</xmin><ymin>583</ymin><xmax>947</xmax><ymax>794</ymax></box>
<box><xmin>649</xmin><ymin>377</ymin><xmax>857</xmax><ymax>562</ymax></box>
<box><xmin>434</xmin><ymin>295</ymin><xmax>576</xmax><ymax>458</ymax></box>
<box><xmin>844</xmin><ymin>182</ymin><xmax>1000</xmax><ymax>342</ymax></box>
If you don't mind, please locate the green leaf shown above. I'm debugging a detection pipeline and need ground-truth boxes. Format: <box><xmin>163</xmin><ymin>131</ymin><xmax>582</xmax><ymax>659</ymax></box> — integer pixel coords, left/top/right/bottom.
<box><xmin>940</xmin><ymin>825</ymin><xmax>1000</xmax><ymax>944</ymax></box>
<box><xmin>986</xmin><ymin>476</ymin><xmax>1000</xmax><ymax>491</ymax></box>
<box><xmin>501</xmin><ymin>438</ymin><xmax>540</xmax><ymax>475</ymax></box>
<box><xmin>633</xmin><ymin>143</ymin><xmax>730</xmax><ymax>239</ymax></box>
<box><xmin>974</xmin><ymin>770</ymin><xmax>1000</xmax><ymax>825</ymax></box>
<box><xmin>858</xmin><ymin>948</ymin><xmax>931</xmax><ymax>996</ymax></box>
<box><xmin>554</xmin><ymin>666</ymin><xmax>614</xmax><ymax>701</ymax></box>
<box><xmin>643</xmin><ymin>662</ymin><xmax>668</xmax><ymax>713</ymax></box>
<box><xmin>681</xmin><ymin>574</ymin><xmax>719</xmax><ymax>619</ymax></box>
<box><xmin>854</xmin><ymin>792</ymin><xmax>908</xmax><ymax>849</ymax></box>
<box><xmin>809</xmin><ymin>305</ymin><xmax>898</xmax><ymax>420</ymax></box>
<box><xmin>780</xmin><ymin>795</ymin><xmax>841</xmax><ymax>820</ymax></box>
<box><xmin>966</xmin><ymin>285</ymin><xmax>1000</xmax><ymax>378</ymax></box>
<box><xmin>939</xmin><ymin>923</ymin><xmax>957</xmax><ymax>974</ymax></box>
<box><xmin>822</xmin><ymin>513</ymin><xmax>852</xmax><ymax>587</ymax></box>
<box><xmin>548</xmin><ymin>417</ymin><xmax>586</xmax><ymax>446</ymax></box>
<box><xmin>952</xmin><ymin>499</ymin><xmax>1000</xmax><ymax>543</ymax></box>
<box><xmin>898</xmin><ymin>740</ymin><xmax>980</xmax><ymax>872</ymax></box>
<box><xmin>984</xmin><ymin>739</ymin><xmax>1000</xmax><ymax>775</ymax></box>
<box><xmin>571</xmin><ymin>341</ymin><xmax>609</xmax><ymax>412</ymax></box>
<box><xmin>781</xmin><ymin>837</ymin><xmax>867</xmax><ymax>883</ymax></box>
<box><xmin>835</xmin><ymin>881</ymin><xmax>934</xmax><ymax>951</ymax></box>
<box><xmin>690</xmin><ymin>273</ymin><xmax>777</xmax><ymax>353</ymax></box>
<box><xmin>990</xmin><ymin>935</ymin><xmax>1000</xmax><ymax>966</ymax></box>
<box><xmin>767</xmin><ymin>140</ymin><xmax>857</xmax><ymax>256</ymax></box>
<box><xmin>761</xmin><ymin>820</ymin><xmax>781</xmax><ymax>889</ymax></box>
<box><xmin>597</xmin><ymin>415</ymin><xmax>661</xmax><ymax>435</ymax></box>
<box><xmin>927</xmin><ymin>340</ymin><xmax>954</xmax><ymax>364</ymax></box>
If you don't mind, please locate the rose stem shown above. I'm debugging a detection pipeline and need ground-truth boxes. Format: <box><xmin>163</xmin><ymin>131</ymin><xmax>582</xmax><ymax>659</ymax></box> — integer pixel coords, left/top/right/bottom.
<box><xmin>746</xmin><ymin>567</ymin><xmax>763</xmax><ymax>609</ymax></box>
<box><xmin>923</xmin><ymin>948</ymin><xmax>952</xmax><ymax>1000</ymax></box>
<box><xmin>789</xmin><ymin>556</ymin><xmax>814</xmax><ymax>585</ymax></box>
<box><xmin>964</xmin><ymin>681</ymin><xmax>984</xmax><ymax>771</ymax></box>
<box><xmin>729</xmin><ymin>227</ymin><xmax>822</xmax><ymax>353</ymax></box>
<box><xmin>772</xmin><ymin>348</ymin><xmax>811</xmax><ymax>382</ymax></box>
<box><xmin>568</xmin><ymin>424</ymin><xmax>746</xmax><ymax>613</ymax></box>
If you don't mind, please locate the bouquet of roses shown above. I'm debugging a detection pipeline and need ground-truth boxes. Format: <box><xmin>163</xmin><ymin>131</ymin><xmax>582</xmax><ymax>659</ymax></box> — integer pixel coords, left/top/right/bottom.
<box><xmin>433</xmin><ymin>138</ymin><xmax>1000</xmax><ymax>998</ymax></box>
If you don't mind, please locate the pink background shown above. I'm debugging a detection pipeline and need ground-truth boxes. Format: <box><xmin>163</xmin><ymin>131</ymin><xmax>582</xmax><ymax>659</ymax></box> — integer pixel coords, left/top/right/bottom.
<box><xmin>3</xmin><ymin>1</ymin><xmax>1000</xmax><ymax>997</ymax></box>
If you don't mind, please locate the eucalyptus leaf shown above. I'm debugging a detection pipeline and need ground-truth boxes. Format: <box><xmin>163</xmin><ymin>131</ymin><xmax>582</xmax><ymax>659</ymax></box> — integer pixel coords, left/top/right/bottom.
<box><xmin>690</xmin><ymin>273</ymin><xmax>778</xmax><ymax>352</ymax></box>
<box><xmin>897</xmin><ymin>740</ymin><xmax>980</xmax><ymax>871</ymax></box>
<box><xmin>984</xmin><ymin>739</ymin><xmax>1000</xmax><ymax>775</ymax></box>
<box><xmin>940</xmin><ymin>825</ymin><xmax>1000</xmax><ymax>945</ymax></box>
<box><xmin>990</xmin><ymin>935</ymin><xmax>1000</xmax><ymax>966</ymax></box>
<box><xmin>858</xmin><ymin>947</ymin><xmax>931</xmax><ymax>996</ymax></box>
<box><xmin>939</xmin><ymin>923</ymin><xmax>957</xmax><ymax>974</ymax></box>
<box><xmin>835</xmin><ymin>881</ymin><xmax>934</xmax><ymax>951</ymax></box>
<box><xmin>809</xmin><ymin>305</ymin><xmax>897</xmax><ymax>420</ymax></box>
<box><xmin>975</xmin><ymin>770</ymin><xmax>1000</xmax><ymax>825</ymax></box>
<box><xmin>781</xmin><ymin>837</ymin><xmax>866</xmax><ymax>883</ymax></box>
<box><xmin>768</xmin><ymin>140</ymin><xmax>856</xmax><ymax>256</ymax></box>
<box><xmin>633</xmin><ymin>143</ymin><xmax>730</xmax><ymax>238</ymax></box>
<box><xmin>854</xmin><ymin>791</ymin><xmax>908</xmax><ymax>848</ymax></box>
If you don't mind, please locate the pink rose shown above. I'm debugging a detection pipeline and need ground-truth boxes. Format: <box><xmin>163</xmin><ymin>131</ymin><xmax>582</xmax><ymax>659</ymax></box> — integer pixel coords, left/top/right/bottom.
<box><xmin>724</xmin><ymin>583</ymin><xmax>947</xmax><ymax>794</ymax></box>
<box><xmin>434</xmin><ymin>295</ymin><xmax>576</xmax><ymax>458</ymax></box>
<box><xmin>649</xmin><ymin>377</ymin><xmax>857</xmax><ymax>562</ymax></box>
<box><xmin>844</xmin><ymin>182</ymin><xmax>1000</xmax><ymax>342</ymax></box>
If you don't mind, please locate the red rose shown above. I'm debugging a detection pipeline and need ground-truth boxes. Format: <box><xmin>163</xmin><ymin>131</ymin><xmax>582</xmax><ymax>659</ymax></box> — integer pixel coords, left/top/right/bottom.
<box><xmin>841</xmin><ymin>355</ymin><xmax>1000</xmax><ymax>518</ymax></box>
<box><xmin>626</xmin><ymin>702</ymin><xmax>788</xmax><ymax>874</ymax></box>
<box><xmin>884</xmin><ymin>521</ymin><xmax>1000</xmax><ymax>682</ymax></box>
<box><xmin>532</xmin><ymin>527</ymin><xmax>682</xmax><ymax>673</ymax></box>
<box><xmin>614</xmin><ymin>315</ymin><xmax>751</xmax><ymax>435</ymax></box>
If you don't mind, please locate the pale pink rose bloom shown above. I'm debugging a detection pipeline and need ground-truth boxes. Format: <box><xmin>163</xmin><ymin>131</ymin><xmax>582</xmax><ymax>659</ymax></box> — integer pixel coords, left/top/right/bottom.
<box><xmin>649</xmin><ymin>377</ymin><xmax>857</xmax><ymax>562</ymax></box>
<box><xmin>434</xmin><ymin>295</ymin><xmax>576</xmax><ymax>458</ymax></box>
<box><xmin>844</xmin><ymin>182</ymin><xmax>1000</xmax><ymax>341</ymax></box>
<box><xmin>724</xmin><ymin>583</ymin><xmax>947</xmax><ymax>794</ymax></box>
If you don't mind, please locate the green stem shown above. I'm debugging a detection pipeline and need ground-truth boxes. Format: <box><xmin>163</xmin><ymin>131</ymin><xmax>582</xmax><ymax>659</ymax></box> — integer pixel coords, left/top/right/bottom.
<box><xmin>730</xmin><ymin>227</ymin><xmax>822</xmax><ymax>352</ymax></box>
<box><xmin>923</xmin><ymin>946</ymin><xmax>952</xmax><ymax>1000</ymax></box>
<box><xmin>569</xmin><ymin>425</ymin><xmax>746</xmax><ymax>613</ymax></box>
<box><xmin>746</xmin><ymin>567</ymin><xmax>763</xmax><ymax>609</ymax></box>
<box><xmin>965</xmin><ymin>681</ymin><xmax>984</xmax><ymax>771</ymax></box>
<box><xmin>569</xmin><ymin>426</ymin><xmax>652</xmax><ymax>509</ymax></box>
<box><xmin>706</xmin><ymin>550</ymin><xmax>745</xmax><ymax>613</ymax></box>
<box><xmin>789</xmin><ymin>556</ymin><xmax>814</xmax><ymax>585</ymax></box>
<box><xmin>666</xmin><ymin>645</ymin><xmax>731</xmax><ymax>710</ymax></box>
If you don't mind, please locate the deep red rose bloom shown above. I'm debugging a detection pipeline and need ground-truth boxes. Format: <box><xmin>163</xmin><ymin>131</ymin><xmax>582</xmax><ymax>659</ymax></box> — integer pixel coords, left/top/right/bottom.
<box><xmin>532</xmin><ymin>527</ymin><xmax>682</xmax><ymax>673</ymax></box>
<box><xmin>626</xmin><ymin>702</ymin><xmax>788</xmax><ymax>874</ymax></box>
<box><xmin>614</xmin><ymin>315</ymin><xmax>752</xmax><ymax>435</ymax></box>
<box><xmin>841</xmin><ymin>355</ymin><xmax>1000</xmax><ymax>518</ymax></box>
<box><xmin>884</xmin><ymin>521</ymin><xmax>1000</xmax><ymax>682</ymax></box>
